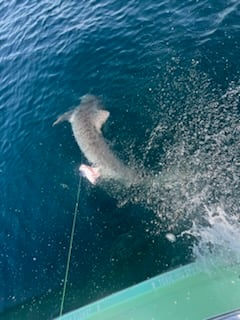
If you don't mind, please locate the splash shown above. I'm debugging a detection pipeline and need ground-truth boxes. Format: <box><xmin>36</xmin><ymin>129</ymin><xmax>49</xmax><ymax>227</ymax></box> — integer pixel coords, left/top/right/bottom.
<box><xmin>153</xmin><ymin>79</ymin><xmax>240</xmax><ymax>264</ymax></box>
<box><xmin>103</xmin><ymin>64</ymin><xmax>240</xmax><ymax>265</ymax></box>
<box><xmin>189</xmin><ymin>204</ymin><xmax>240</xmax><ymax>266</ymax></box>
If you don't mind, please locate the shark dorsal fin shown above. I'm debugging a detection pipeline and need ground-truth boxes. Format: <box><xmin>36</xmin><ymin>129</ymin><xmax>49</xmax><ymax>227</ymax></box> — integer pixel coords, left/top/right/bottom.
<box><xmin>94</xmin><ymin>110</ymin><xmax>110</xmax><ymax>132</ymax></box>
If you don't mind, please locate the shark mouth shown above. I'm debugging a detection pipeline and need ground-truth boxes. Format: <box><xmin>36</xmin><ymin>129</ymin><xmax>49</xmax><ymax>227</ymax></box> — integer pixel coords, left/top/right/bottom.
<box><xmin>79</xmin><ymin>164</ymin><xmax>100</xmax><ymax>185</ymax></box>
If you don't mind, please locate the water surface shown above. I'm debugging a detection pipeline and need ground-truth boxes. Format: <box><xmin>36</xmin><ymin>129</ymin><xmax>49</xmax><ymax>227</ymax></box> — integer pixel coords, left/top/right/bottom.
<box><xmin>1</xmin><ymin>0</ymin><xmax>240</xmax><ymax>318</ymax></box>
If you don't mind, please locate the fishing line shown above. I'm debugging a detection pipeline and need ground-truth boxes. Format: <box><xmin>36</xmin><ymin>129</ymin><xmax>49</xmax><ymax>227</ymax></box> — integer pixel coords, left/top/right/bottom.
<box><xmin>59</xmin><ymin>175</ymin><xmax>82</xmax><ymax>317</ymax></box>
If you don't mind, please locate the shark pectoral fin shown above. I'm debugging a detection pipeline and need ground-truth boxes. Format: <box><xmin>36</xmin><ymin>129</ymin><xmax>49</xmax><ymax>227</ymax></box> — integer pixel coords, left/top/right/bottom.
<box><xmin>94</xmin><ymin>110</ymin><xmax>110</xmax><ymax>133</ymax></box>
<box><xmin>52</xmin><ymin>110</ymin><xmax>74</xmax><ymax>126</ymax></box>
<box><xmin>79</xmin><ymin>164</ymin><xmax>100</xmax><ymax>185</ymax></box>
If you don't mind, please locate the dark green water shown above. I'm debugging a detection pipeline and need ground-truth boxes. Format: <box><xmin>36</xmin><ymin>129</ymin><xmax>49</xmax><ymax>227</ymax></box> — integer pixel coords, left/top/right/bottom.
<box><xmin>1</xmin><ymin>0</ymin><xmax>240</xmax><ymax>318</ymax></box>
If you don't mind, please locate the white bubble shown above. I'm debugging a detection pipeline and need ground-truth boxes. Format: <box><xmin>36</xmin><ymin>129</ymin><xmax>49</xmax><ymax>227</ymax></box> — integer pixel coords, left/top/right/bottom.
<box><xmin>165</xmin><ymin>233</ymin><xmax>176</xmax><ymax>242</ymax></box>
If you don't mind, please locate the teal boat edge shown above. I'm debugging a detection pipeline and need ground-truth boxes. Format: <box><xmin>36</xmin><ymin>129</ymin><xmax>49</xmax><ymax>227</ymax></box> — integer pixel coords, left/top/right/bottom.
<box><xmin>55</xmin><ymin>262</ymin><xmax>240</xmax><ymax>320</ymax></box>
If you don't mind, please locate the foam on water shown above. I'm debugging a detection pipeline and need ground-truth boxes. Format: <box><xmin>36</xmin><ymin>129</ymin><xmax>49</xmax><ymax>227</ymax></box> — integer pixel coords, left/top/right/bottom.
<box><xmin>189</xmin><ymin>204</ymin><xmax>240</xmax><ymax>266</ymax></box>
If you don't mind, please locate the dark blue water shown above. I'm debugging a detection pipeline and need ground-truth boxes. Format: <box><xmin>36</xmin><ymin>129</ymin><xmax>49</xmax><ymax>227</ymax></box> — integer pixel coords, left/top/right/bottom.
<box><xmin>1</xmin><ymin>0</ymin><xmax>240</xmax><ymax>318</ymax></box>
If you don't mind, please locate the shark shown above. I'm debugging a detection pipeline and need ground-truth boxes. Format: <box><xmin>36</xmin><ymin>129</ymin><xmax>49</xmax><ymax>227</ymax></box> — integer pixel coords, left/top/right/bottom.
<box><xmin>53</xmin><ymin>94</ymin><xmax>136</xmax><ymax>185</ymax></box>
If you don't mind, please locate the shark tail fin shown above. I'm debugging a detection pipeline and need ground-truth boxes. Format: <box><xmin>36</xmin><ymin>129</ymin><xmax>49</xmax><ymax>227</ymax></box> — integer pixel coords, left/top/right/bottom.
<box><xmin>52</xmin><ymin>110</ymin><xmax>74</xmax><ymax>126</ymax></box>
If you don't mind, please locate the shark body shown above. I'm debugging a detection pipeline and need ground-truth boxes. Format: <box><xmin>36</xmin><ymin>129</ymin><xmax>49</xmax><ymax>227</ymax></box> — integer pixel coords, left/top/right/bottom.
<box><xmin>53</xmin><ymin>95</ymin><xmax>136</xmax><ymax>185</ymax></box>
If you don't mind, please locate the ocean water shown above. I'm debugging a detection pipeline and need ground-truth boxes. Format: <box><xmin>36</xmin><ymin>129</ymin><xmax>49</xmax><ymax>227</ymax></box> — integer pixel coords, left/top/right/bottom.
<box><xmin>1</xmin><ymin>0</ymin><xmax>240</xmax><ymax>318</ymax></box>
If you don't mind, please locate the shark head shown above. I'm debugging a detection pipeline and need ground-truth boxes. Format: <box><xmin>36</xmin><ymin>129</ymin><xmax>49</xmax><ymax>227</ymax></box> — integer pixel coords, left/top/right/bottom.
<box><xmin>79</xmin><ymin>94</ymin><xmax>110</xmax><ymax>133</ymax></box>
<box><xmin>79</xmin><ymin>164</ymin><xmax>100</xmax><ymax>184</ymax></box>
